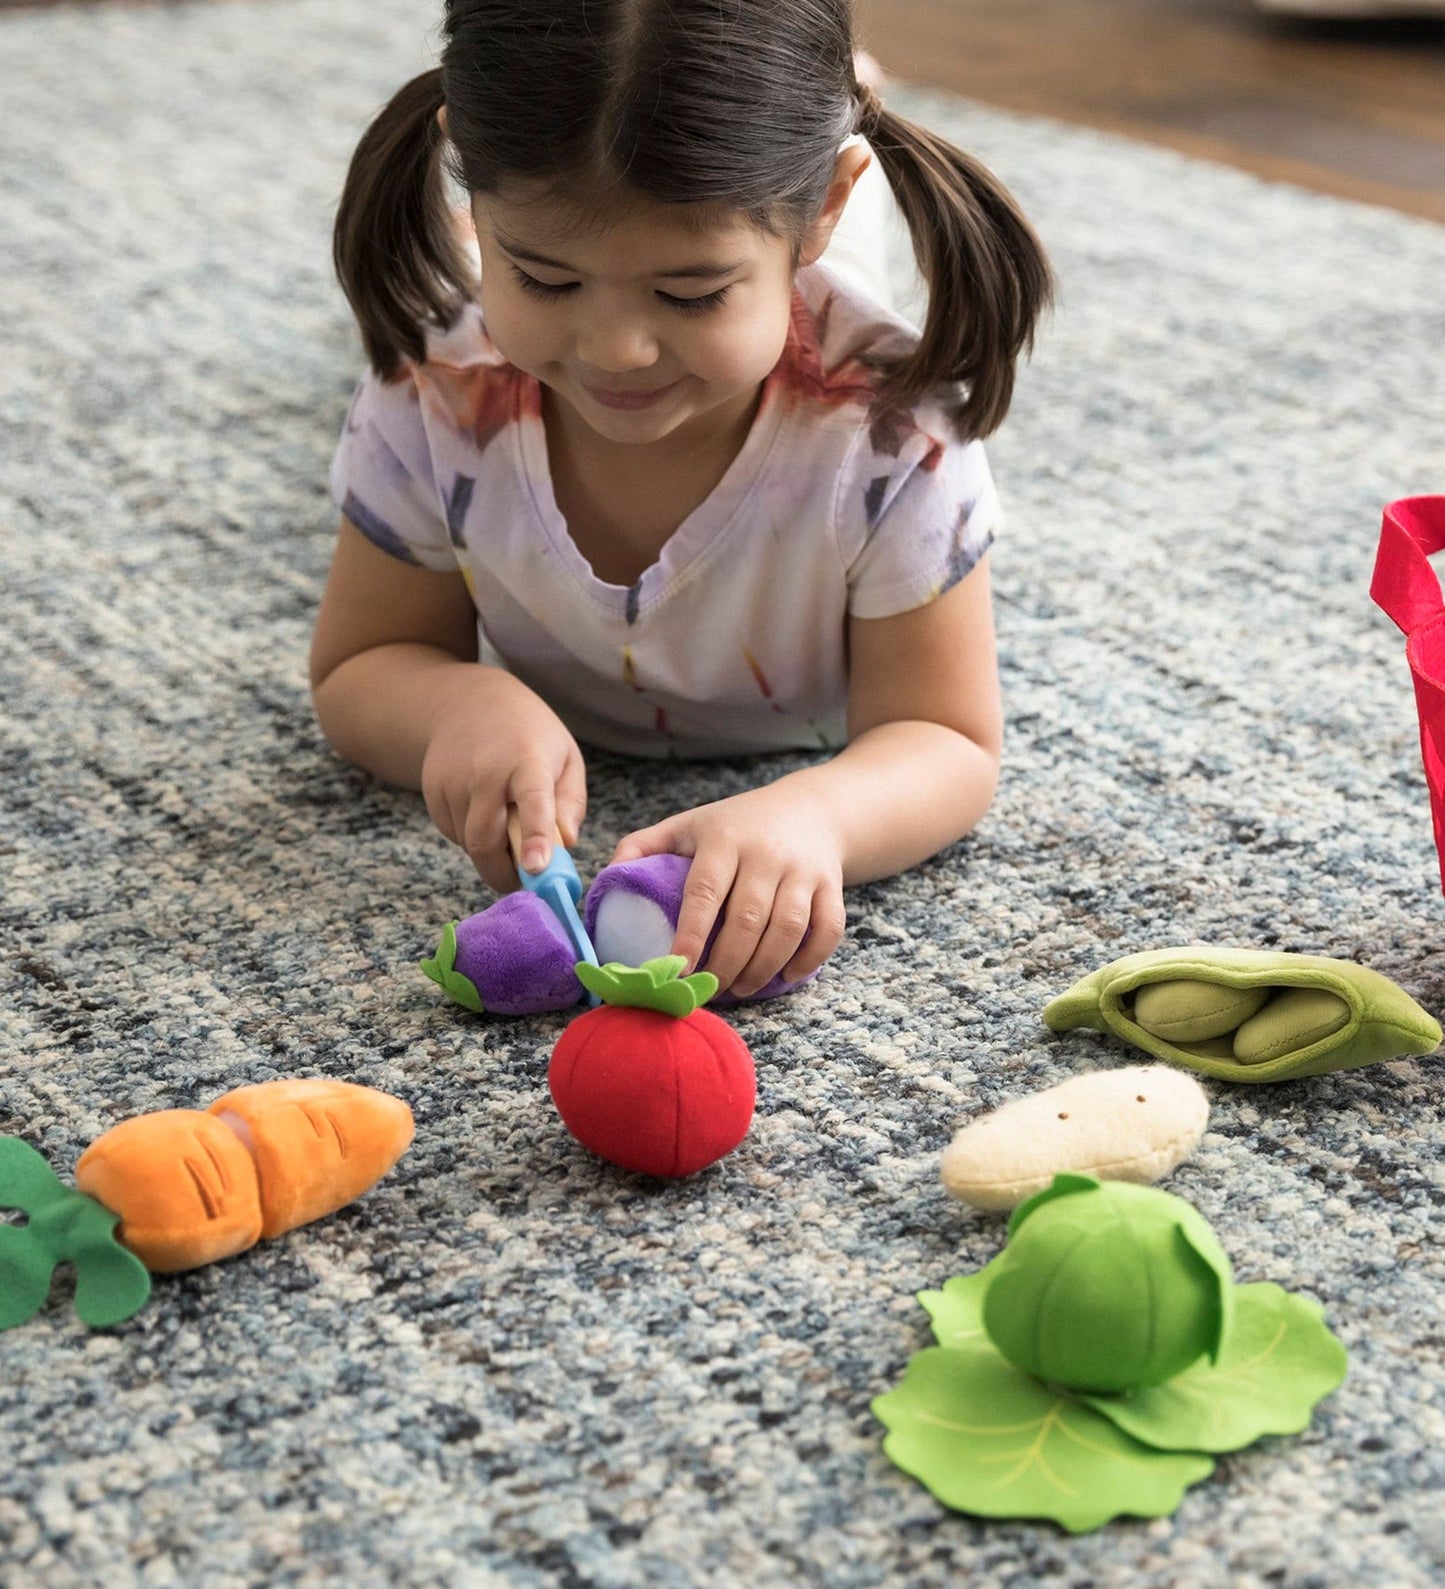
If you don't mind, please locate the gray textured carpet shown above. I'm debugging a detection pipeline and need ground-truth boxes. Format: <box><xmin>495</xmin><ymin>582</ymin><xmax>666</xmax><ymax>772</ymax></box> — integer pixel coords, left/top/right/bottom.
<box><xmin>3</xmin><ymin>1</ymin><xmax>1445</xmax><ymax>1583</ymax></box>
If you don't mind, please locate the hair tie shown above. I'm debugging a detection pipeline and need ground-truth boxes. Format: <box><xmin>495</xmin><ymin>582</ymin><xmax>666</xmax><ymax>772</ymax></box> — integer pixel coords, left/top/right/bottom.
<box><xmin>854</xmin><ymin>82</ymin><xmax>884</xmax><ymax>136</ymax></box>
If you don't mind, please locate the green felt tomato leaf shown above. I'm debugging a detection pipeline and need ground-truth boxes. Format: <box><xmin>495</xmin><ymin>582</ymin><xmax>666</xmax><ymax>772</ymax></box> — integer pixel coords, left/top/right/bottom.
<box><xmin>420</xmin><ymin>921</ymin><xmax>484</xmax><ymax>1013</ymax></box>
<box><xmin>918</xmin><ymin>1259</ymin><xmax>1003</xmax><ymax>1350</ymax></box>
<box><xmin>576</xmin><ymin>956</ymin><xmax>719</xmax><ymax>1017</ymax></box>
<box><xmin>873</xmin><ymin>1345</ymin><xmax>1214</xmax><ymax>1533</ymax></box>
<box><xmin>1078</xmin><ymin>1282</ymin><xmax>1348</xmax><ymax>1452</ymax></box>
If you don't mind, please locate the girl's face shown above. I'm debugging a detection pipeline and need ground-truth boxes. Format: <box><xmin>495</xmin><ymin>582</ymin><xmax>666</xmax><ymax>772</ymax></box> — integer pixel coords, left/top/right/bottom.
<box><xmin>470</xmin><ymin>186</ymin><xmax>797</xmax><ymax>452</ymax></box>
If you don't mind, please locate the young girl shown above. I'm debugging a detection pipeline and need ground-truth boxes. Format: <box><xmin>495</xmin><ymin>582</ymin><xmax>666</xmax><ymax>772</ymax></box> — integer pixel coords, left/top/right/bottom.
<box><xmin>312</xmin><ymin>0</ymin><xmax>1052</xmax><ymax>1001</ymax></box>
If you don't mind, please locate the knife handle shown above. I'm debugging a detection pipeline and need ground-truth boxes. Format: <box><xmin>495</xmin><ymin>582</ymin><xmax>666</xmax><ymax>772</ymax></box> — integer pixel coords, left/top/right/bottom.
<box><xmin>506</xmin><ymin>811</ymin><xmax>582</xmax><ymax>901</ymax></box>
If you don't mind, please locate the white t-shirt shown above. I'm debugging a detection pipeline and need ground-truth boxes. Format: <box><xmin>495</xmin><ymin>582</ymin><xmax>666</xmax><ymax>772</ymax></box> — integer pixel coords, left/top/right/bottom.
<box><xmin>328</xmin><ymin>259</ymin><xmax>999</xmax><ymax>759</ymax></box>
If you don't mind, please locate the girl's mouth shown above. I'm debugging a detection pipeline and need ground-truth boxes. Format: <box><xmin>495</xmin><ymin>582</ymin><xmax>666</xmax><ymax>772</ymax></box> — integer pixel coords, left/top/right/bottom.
<box><xmin>582</xmin><ymin>378</ymin><xmax>681</xmax><ymax>410</ymax></box>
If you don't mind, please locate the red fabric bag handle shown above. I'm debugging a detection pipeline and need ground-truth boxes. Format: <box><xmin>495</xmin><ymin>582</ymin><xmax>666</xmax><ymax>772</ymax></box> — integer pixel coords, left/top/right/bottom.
<box><xmin>1372</xmin><ymin>495</ymin><xmax>1445</xmax><ymax>896</ymax></box>
<box><xmin>1371</xmin><ymin>496</ymin><xmax>1445</xmax><ymax>637</ymax></box>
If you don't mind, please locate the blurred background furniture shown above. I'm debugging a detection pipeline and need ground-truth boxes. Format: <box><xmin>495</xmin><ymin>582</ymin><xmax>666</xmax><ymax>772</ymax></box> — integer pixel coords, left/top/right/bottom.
<box><xmin>858</xmin><ymin>0</ymin><xmax>1445</xmax><ymax>222</ymax></box>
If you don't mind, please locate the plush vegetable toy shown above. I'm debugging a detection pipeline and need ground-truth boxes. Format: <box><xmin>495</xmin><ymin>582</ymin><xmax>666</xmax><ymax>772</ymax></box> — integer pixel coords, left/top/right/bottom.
<box><xmin>422</xmin><ymin>894</ymin><xmax>586</xmax><ymax>1015</ymax></box>
<box><xmin>0</xmin><ymin>1079</ymin><xmax>414</xmax><ymax>1329</ymax></box>
<box><xmin>1046</xmin><ymin>945</ymin><xmax>1441</xmax><ymax>1082</ymax></box>
<box><xmin>871</xmin><ymin>1175</ymin><xmax>1354</xmax><ymax>1531</ymax></box>
<box><xmin>940</xmin><ymin>1065</ymin><xmax>1209</xmax><ymax>1211</ymax></box>
<box><xmin>423</xmin><ymin>854</ymin><xmax>814</xmax><ymax>1016</ymax></box>
<box><xmin>548</xmin><ymin>956</ymin><xmax>756</xmax><ymax>1178</ymax></box>
<box><xmin>873</xmin><ymin>1174</ymin><xmax>1348</xmax><ymax>1533</ymax></box>
<box><xmin>585</xmin><ymin>855</ymin><xmax>816</xmax><ymax>1006</ymax></box>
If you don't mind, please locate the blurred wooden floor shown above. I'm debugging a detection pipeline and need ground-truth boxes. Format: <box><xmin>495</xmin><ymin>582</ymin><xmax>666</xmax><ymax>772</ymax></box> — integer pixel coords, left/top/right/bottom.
<box><xmin>859</xmin><ymin>0</ymin><xmax>1445</xmax><ymax>223</ymax></box>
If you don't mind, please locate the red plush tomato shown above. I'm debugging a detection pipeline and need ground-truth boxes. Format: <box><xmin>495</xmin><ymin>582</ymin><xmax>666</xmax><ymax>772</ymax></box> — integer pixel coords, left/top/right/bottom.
<box><xmin>548</xmin><ymin>959</ymin><xmax>756</xmax><ymax>1177</ymax></box>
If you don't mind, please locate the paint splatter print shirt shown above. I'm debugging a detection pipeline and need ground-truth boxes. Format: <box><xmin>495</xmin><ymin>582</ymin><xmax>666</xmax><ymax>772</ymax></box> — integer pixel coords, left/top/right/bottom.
<box><xmin>328</xmin><ymin>260</ymin><xmax>999</xmax><ymax>759</ymax></box>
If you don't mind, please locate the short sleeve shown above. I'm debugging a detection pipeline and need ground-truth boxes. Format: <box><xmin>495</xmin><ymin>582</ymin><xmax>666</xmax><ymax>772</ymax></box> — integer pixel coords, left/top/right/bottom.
<box><xmin>328</xmin><ymin>365</ymin><xmax>457</xmax><ymax>571</ymax></box>
<box><xmin>839</xmin><ymin>414</ymin><xmax>1000</xmax><ymax>621</ymax></box>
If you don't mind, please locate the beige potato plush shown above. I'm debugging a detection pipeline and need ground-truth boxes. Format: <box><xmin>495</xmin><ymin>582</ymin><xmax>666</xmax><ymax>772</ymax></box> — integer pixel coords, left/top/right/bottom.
<box><xmin>941</xmin><ymin>1065</ymin><xmax>1210</xmax><ymax>1212</ymax></box>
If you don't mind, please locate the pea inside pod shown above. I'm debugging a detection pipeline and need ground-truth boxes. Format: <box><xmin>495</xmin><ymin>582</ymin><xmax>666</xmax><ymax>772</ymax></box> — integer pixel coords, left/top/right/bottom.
<box><xmin>1046</xmin><ymin>946</ymin><xmax>1441</xmax><ymax>1083</ymax></box>
<box><xmin>1131</xmin><ymin>979</ymin><xmax>1353</xmax><ymax>1066</ymax></box>
<box><xmin>1131</xmin><ymin>980</ymin><xmax>1270</xmax><ymax>1043</ymax></box>
<box><xmin>1232</xmin><ymin>988</ymin><xmax>1351</xmax><ymax>1066</ymax></box>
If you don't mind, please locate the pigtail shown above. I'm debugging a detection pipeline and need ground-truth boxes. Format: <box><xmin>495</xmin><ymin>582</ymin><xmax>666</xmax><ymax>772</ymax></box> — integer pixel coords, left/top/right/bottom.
<box><xmin>858</xmin><ymin>89</ymin><xmax>1054</xmax><ymax>440</ymax></box>
<box><xmin>332</xmin><ymin>69</ymin><xmax>475</xmax><ymax>382</ymax></box>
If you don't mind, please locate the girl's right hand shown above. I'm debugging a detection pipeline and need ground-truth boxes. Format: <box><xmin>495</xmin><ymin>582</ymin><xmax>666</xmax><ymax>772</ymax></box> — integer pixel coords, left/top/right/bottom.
<box><xmin>419</xmin><ymin>675</ymin><xmax>588</xmax><ymax>894</ymax></box>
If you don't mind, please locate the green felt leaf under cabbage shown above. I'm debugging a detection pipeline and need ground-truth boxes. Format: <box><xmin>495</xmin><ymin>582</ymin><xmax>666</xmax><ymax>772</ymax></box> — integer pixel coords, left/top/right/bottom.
<box><xmin>918</xmin><ymin>1260</ymin><xmax>1000</xmax><ymax>1350</ymax></box>
<box><xmin>922</xmin><ymin>1257</ymin><xmax>1346</xmax><ymax>1455</ymax></box>
<box><xmin>873</xmin><ymin>1346</ymin><xmax>1214</xmax><ymax>1533</ymax></box>
<box><xmin>1078</xmin><ymin>1283</ymin><xmax>1347</xmax><ymax>1452</ymax></box>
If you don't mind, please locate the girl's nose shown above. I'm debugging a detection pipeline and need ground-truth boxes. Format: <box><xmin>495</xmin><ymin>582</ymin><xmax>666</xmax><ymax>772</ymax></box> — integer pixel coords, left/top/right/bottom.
<box><xmin>574</xmin><ymin>314</ymin><xmax>661</xmax><ymax>374</ymax></box>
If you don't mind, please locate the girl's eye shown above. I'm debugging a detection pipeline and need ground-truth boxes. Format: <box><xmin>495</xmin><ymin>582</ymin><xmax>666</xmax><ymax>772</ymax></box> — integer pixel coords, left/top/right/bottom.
<box><xmin>507</xmin><ymin>264</ymin><xmax>730</xmax><ymax>315</ymax></box>
<box><xmin>508</xmin><ymin>267</ymin><xmax>574</xmax><ymax>300</ymax></box>
<box><xmin>661</xmin><ymin>286</ymin><xmax>731</xmax><ymax>316</ymax></box>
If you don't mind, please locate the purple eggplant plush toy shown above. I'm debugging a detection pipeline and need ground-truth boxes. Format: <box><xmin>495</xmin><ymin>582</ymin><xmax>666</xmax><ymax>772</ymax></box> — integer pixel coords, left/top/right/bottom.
<box><xmin>422</xmin><ymin>854</ymin><xmax>816</xmax><ymax>1015</ymax></box>
<box><xmin>585</xmin><ymin>855</ymin><xmax>815</xmax><ymax>1007</ymax></box>
<box><xmin>421</xmin><ymin>892</ymin><xmax>586</xmax><ymax>1016</ymax></box>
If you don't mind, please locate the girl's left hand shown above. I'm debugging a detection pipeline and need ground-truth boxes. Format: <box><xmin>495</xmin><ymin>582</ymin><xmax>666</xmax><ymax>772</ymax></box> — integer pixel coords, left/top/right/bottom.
<box><xmin>609</xmin><ymin>784</ymin><xmax>847</xmax><ymax>998</ymax></box>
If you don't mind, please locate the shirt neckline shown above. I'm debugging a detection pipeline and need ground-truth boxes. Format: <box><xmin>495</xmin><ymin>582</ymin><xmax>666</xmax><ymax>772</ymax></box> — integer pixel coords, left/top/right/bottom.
<box><xmin>514</xmin><ymin>339</ymin><xmax>793</xmax><ymax>619</ymax></box>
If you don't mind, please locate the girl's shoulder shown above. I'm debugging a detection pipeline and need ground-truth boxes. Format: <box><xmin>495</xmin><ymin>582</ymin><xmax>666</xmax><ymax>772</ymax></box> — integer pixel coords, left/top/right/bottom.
<box><xmin>792</xmin><ymin>261</ymin><xmax>922</xmax><ymax>379</ymax></box>
<box><xmin>414</xmin><ymin>297</ymin><xmax>505</xmax><ymax>372</ymax></box>
<box><xmin>390</xmin><ymin>299</ymin><xmax>536</xmax><ymax>452</ymax></box>
<box><xmin>783</xmin><ymin>263</ymin><xmax>973</xmax><ymax>473</ymax></box>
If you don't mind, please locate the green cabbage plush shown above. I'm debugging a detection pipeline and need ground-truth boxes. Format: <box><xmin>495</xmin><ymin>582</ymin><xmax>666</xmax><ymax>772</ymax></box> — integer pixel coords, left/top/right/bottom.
<box><xmin>983</xmin><ymin>1175</ymin><xmax>1232</xmax><ymax>1393</ymax></box>
<box><xmin>873</xmin><ymin>1174</ymin><xmax>1347</xmax><ymax>1533</ymax></box>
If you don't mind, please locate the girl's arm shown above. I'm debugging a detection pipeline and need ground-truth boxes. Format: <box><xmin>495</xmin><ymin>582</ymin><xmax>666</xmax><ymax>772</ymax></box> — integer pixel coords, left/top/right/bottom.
<box><xmin>789</xmin><ymin>551</ymin><xmax>1002</xmax><ymax>885</ymax></box>
<box><xmin>610</xmin><ymin>555</ymin><xmax>1001</xmax><ymax>997</ymax></box>
<box><xmin>310</xmin><ymin>516</ymin><xmax>485</xmax><ymax>787</ymax></box>
<box><xmin>310</xmin><ymin>518</ymin><xmax>589</xmax><ymax>890</ymax></box>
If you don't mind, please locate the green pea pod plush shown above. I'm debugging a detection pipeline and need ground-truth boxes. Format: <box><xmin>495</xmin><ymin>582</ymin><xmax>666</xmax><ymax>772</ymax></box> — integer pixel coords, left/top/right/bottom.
<box><xmin>1044</xmin><ymin>945</ymin><xmax>1441</xmax><ymax>1083</ymax></box>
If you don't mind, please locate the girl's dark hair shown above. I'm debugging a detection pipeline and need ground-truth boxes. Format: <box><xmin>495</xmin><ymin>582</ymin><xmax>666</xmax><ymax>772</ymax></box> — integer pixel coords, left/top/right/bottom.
<box><xmin>333</xmin><ymin>0</ymin><xmax>1053</xmax><ymax>440</ymax></box>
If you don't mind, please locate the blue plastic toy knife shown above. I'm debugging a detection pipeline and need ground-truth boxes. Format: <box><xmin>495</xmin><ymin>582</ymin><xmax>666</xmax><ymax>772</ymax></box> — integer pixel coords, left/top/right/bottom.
<box><xmin>507</xmin><ymin>813</ymin><xmax>602</xmax><ymax>1007</ymax></box>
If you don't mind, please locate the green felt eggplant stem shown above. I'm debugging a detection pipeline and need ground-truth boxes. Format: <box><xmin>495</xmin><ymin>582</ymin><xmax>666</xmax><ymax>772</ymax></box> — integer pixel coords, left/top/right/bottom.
<box><xmin>419</xmin><ymin>920</ymin><xmax>484</xmax><ymax>1013</ymax></box>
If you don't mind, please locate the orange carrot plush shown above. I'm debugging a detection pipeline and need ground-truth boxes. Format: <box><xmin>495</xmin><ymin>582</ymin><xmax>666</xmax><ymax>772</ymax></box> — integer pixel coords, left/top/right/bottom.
<box><xmin>0</xmin><ymin>1080</ymin><xmax>413</xmax><ymax>1329</ymax></box>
